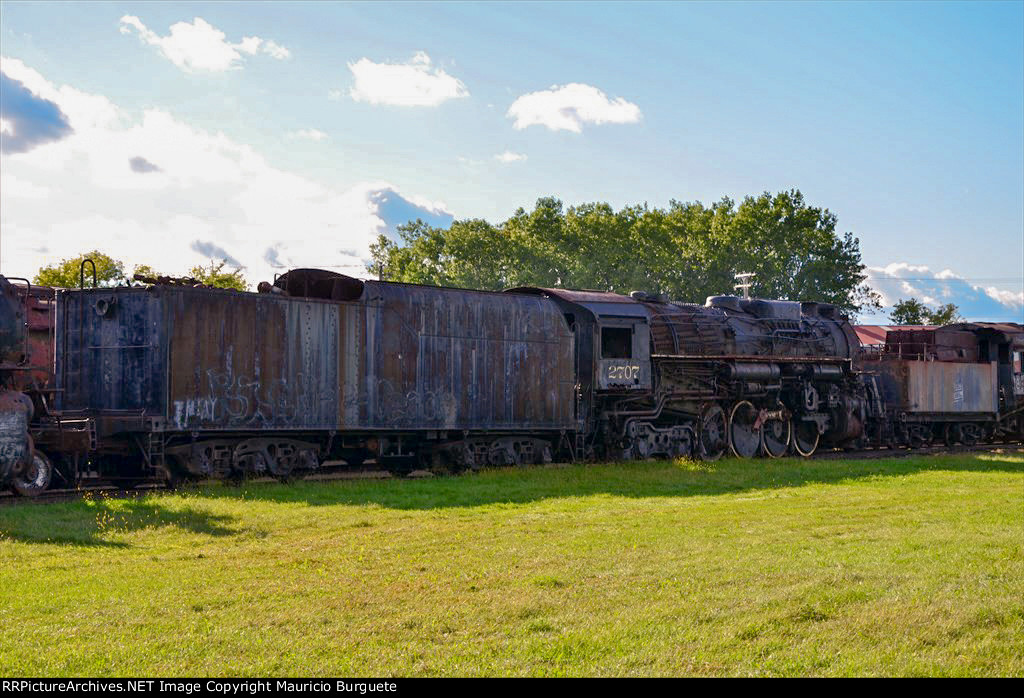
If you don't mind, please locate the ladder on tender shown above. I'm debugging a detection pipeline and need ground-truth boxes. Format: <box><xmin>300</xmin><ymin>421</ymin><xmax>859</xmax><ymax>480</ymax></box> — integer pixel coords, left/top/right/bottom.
<box><xmin>146</xmin><ymin>427</ymin><xmax>165</xmax><ymax>471</ymax></box>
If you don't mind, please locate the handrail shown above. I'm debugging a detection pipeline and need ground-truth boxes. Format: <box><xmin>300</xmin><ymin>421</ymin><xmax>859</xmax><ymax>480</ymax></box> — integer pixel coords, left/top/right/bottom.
<box><xmin>80</xmin><ymin>259</ymin><xmax>97</xmax><ymax>289</ymax></box>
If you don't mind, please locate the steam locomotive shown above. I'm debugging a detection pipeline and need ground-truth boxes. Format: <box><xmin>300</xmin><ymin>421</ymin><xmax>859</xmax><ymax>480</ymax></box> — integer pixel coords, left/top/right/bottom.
<box><xmin>1</xmin><ymin>268</ymin><xmax>1021</xmax><ymax>495</ymax></box>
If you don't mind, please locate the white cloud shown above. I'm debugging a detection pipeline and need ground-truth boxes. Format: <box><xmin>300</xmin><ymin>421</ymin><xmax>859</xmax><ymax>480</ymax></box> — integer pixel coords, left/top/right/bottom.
<box><xmin>507</xmin><ymin>83</ymin><xmax>642</xmax><ymax>132</ymax></box>
<box><xmin>118</xmin><ymin>16</ymin><xmax>290</xmax><ymax>72</ymax></box>
<box><xmin>327</xmin><ymin>89</ymin><xmax>344</xmax><ymax>101</ymax></box>
<box><xmin>494</xmin><ymin>150</ymin><xmax>527</xmax><ymax>163</ymax></box>
<box><xmin>865</xmin><ymin>262</ymin><xmax>1023</xmax><ymax>322</ymax></box>
<box><xmin>984</xmin><ymin>287</ymin><xmax>1024</xmax><ymax>308</ymax></box>
<box><xmin>348</xmin><ymin>51</ymin><xmax>468</xmax><ymax>107</ymax></box>
<box><xmin>288</xmin><ymin>129</ymin><xmax>329</xmax><ymax>142</ymax></box>
<box><xmin>0</xmin><ymin>171</ymin><xmax>49</xmax><ymax>199</ymax></box>
<box><xmin>0</xmin><ymin>57</ymin><xmax>452</xmax><ymax>285</ymax></box>
<box><xmin>260</xmin><ymin>40</ymin><xmax>291</xmax><ymax>60</ymax></box>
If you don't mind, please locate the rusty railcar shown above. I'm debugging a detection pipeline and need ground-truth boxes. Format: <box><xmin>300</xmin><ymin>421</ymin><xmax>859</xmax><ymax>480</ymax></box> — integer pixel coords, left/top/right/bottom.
<box><xmin>55</xmin><ymin>270</ymin><xmax>576</xmax><ymax>479</ymax></box>
<box><xmin>0</xmin><ymin>276</ymin><xmax>68</xmax><ymax>495</ymax></box>
<box><xmin>858</xmin><ymin>324</ymin><xmax>1024</xmax><ymax>446</ymax></box>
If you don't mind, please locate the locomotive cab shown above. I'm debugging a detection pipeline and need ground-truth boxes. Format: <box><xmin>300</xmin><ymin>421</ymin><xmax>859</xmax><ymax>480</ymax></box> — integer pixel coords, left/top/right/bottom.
<box><xmin>597</xmin><ymin>318</ymin><xmax>651</xmax><ymax>391</ymax></box>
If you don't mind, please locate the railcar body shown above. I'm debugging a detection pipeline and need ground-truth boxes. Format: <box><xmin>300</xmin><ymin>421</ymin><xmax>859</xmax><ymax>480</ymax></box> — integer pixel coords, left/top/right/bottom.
<box><xmin>55</xmin><ymin>269</ymin><xmax>575</xmax><ymax>480</ymax></box>
<box><xmin>858</xmin><ymin>324</ymin><xmax>1024</xmax><ymax>446</ymax></box>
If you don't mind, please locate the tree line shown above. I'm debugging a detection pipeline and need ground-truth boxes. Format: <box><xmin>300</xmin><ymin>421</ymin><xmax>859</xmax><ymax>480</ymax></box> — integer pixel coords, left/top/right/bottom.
<box><xmin>29</xmin><ymin>189</ymin><xmax>963</xmax><ymax>324</ymax></box>
<box><xmin>33</xmin><ymin>251</ymin><xmax>247</xmax><ymax>291</ymax></box>
<box><xmin>370</xmin><ymin>190</ymin><xmax>883</xmax><ymax>316</ymax></box>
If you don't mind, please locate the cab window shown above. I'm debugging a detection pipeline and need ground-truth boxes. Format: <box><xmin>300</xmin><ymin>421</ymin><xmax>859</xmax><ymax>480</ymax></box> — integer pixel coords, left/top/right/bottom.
<box><xmin>601</xmin><ymin>327</ymin><xmax>632</xmax><ymax>359</ymax></box>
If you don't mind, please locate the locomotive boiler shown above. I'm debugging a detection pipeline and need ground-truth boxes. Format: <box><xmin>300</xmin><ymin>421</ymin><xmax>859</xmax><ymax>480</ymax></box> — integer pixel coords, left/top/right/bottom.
<box><xmin>510</xmin><ymin>288</ymin><xmax>865</xmax><ymax>460</ymax></box>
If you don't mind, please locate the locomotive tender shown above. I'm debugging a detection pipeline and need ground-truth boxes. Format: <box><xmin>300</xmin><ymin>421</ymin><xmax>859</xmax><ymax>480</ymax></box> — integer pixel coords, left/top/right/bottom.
<box><xmin>1</xmin><ymin>267</ymin><xmax>1021</xmax><ymax>495</ymax></box>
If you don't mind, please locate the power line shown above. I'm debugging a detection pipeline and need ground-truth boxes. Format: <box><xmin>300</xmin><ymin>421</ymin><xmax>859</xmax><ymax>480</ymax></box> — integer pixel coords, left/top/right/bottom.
<box><xmin>867</xmin><ymin>276</ymin><xmax>1022</xmax><ymax>282</ymax></box>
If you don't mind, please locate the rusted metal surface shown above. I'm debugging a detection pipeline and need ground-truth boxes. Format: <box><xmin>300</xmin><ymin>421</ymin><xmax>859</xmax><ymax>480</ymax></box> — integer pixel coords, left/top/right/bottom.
<box><xmin>875</xmin><ymin>359</ymin><xmax>998</xmax><ymax>414</ymax></box>
<box><xmin>643</xmin><ymin>298</ymin><xmax>859</xmax><ymax>361</ymax></box>
<box><xmin>167</xmin><ymin>288</ymin><xmax>340</xmax><ymax>430</ymax></box>
<box><xmin>272</xmin><ymin>268</ymin><xmax>364</xmax><ymax>301</ymax></box>
<box><xmin>947</xmin><ymin>322</ymin><xmax>1024</xmax><ymax>336</ymax></box>
<box><xmin>57</xmin><ymin>277</ymin><xmax>576</xmax><ymax>434</ymax></box>
<box><xmin>513</xmin><ymin>288</ymin><xmax>860</xmax><ymax>362</ymax></box>
<box><xmin>0</xmin><ymin>389</ymin><xmax>33</xmax><ymax>481</ymax></box>
<box><xmin>0</xmin><ymin>276</ymin><xmax>53</xmax><ymax>386</ymax></box>
<box><xmin>854</xmin><ymin>325</ymin><xmax>935</xmax><ymax>348</ymax></box>
<box><xmin>884</xmin><ymin>327</ymin><xmax>979</xmax><ymax>362</ymax></box>
<box><xmin>507</xmin><ymin>287</ymin><xmax>639</xmax><ymax>305</ymax></box>
<box><xmin>947</xmin><ymin>323</ymin><xmax>1024</xmax><ymax>355</ymax></box>
<box><xmin>58</xmin><ymin>288</ymin><xmax>165</xmax><ymax>413</ymax></box>
<box><xmin>0</xmin><ymin>277</ymin><xmax>27</xmax><ymax>368</ymax></box>
<box><xmin>357</xmin><ymin>281</ymin><xmax>575</xmax><ymax>430</ymax></box>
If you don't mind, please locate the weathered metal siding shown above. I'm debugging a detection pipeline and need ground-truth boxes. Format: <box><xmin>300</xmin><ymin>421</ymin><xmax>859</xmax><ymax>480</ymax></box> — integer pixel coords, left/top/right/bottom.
<box><xmin>57</xmin><ymin>280</ymin><xmax>575</xmax><ymax>434</ymax></box>
<box><xmin>56</xmin><ymin>289</ymin><xmax>165</xmax><ymax>413</ymax></box>
<box><xmin>352</xmin><ymin>282</ymin><xmax>575</xmax><ymax>430</ymax></box>
<box><xmin>167</xmin><ymin>289</ymin><xmax>339</xmax><ymax>431</ymax></box>
<box><xmin>0</xmin><ymin>277</ymin><xmax>27</xmax><ymax>367</ymax></box>
<box><xmin>905</xmin><ymin>361</ymin><xmax>998</xmax><ymax>413</ymax></box>
<box><xmin>0</xmin><ymin>389</ymin><xmax>32</xmax><ymax>480</ymax></box>
<box><xmin>877</xmin><ymin>359</ymin><xmax>998</xmax><ymax>414</ymax></box>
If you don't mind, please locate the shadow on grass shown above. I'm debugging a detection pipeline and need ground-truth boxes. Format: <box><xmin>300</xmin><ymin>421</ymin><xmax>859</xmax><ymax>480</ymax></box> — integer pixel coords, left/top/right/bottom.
<box><xmin>0</xmin><ymin>495</ymin><xmax>238</xmax><ymax>547</ymax></box>
<box><xmin>195</xmin><ymin>450</ymin><xmax>1024</xmax><ymax>511</ymax></box>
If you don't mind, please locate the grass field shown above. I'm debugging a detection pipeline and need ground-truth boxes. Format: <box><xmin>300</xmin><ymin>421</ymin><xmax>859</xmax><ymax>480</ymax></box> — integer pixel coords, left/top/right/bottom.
<box><xmin>1</xmin><ymin>452</ymin><xmax>1022</xmax><ymax>677</ymax></box>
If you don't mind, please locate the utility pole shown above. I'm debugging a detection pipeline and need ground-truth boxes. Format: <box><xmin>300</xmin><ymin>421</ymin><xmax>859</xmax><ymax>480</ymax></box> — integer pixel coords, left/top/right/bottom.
<box><xmin>734</xmin><ymin>272</ymin><xmax>755</xmax><ymax>299</ymax></box>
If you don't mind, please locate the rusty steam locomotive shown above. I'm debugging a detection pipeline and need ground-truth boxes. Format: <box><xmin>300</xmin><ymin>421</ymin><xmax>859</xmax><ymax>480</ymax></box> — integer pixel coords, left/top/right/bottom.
<box><xmin>1</xmin><ymin>268</ymin><xmax>1021</xmax><ymax>495</ymax></box>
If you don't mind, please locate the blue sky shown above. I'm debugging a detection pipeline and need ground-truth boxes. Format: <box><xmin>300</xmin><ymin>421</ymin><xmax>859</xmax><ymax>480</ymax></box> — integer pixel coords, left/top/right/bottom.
<box><xmin>1</xmin><ymin>1</ymin><xmax>1021</xmax><ymax>320</ymax></box>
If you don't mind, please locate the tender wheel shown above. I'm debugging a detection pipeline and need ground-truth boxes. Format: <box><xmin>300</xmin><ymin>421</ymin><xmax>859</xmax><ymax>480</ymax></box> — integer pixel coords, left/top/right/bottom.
<box><xmin>761</xmin><ymin>417</ymin><xmax>791</xmax><ymax>458</ymax></box>
<box><xmin>792</xmin><ymin>419</ymin><xmax>820</xmax><ymax>457</ymax></box>
<box><xmin>729</xmin><ymin>401</ymin><xmax>762</xmax><ymax>459</ymax></box>
<box><xmin>959</xmin><ymin>423</ymin><xmax>979</xmax><ymax>447</ymax></box>
<box><xmin>266</xmin><ymin>454</ymin><xmax>293</xmax><ymax>482</ymax></box>
<box><xmin>160</xmin><ymin>455</ymin><xmax>201</xmax><ymax>488</ymax></box>
<box><xmin>944</xmin><ymin>423</ymin><xmax>961</xmax><ymax>446</ymax></box>
<box><xmin>13</xmin><ymin>450</ymin><xmax>53</xmax><ymax>497</ymax></box>
<box><xmin>698</xmin><ymin>404</ymin><xmax>728</xmax><ymax>461</ymax></box>
<box><xmin>907</xmin><ymin>425</ymin><xmax>930</xmax><ymax>449</ymax></box>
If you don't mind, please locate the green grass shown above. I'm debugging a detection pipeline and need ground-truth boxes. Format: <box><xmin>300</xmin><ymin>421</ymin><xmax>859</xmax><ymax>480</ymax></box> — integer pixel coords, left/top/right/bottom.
<box><xmin>1</xmin><ymin>453</ymin><xmax>1022</xmax><ymax>677</ymax></box>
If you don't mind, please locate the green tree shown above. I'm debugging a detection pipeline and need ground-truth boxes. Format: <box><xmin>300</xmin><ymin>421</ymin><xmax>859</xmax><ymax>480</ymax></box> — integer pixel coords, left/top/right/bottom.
<box><xmin>188</xmin><ymin>260</ymin><xmax>248</xmax><ymax>291</ymax></box>
<box><xmin>890</xmin><ymin>298</ymin><xmax>963</xmax><ymax>325</ymax></box>
<box><xmin>928</xmin><ymin>303</ymin><xmax>964</xmax><ymax>325</ymax></box>
<box><xmin>34</xmin><ymin>253</ymin><xmax>247</xmax><ymax>291</ymax></box>
<box><xmin>716</xmin><ymin>190</ymin><xmax>880</xmax><ymax>314</ymax></box>
<box><xmin>131</xmin><ymin>264</ymin><xmax>161</xmax><ymax>280</ymax></box>
<box><xmin>34</xmin><ymin>251</ymin><xmax>126</xmax><ymax>288</ymax></box>
<box><xmin>368</xmin><ymin>190</ymin><xmax>881</xmax><ymax>315</ymax></box>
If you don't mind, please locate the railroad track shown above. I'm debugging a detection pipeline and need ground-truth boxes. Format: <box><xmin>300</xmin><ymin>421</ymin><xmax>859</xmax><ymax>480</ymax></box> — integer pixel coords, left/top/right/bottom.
<box><xmin>2</xmin><ymin>444</ymin><xmax>1021</xmax><ymax>506</ymax></box>
<box><xmin>814</xmin><ymin>443</ymin><xmax>1024</xmax><ymax>461</ymax></box>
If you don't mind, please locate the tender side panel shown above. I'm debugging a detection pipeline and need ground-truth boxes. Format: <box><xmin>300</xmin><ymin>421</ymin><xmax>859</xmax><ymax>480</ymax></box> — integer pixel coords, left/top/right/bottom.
<box><xmin>167</xmin><ymin>290</ymin><xmax>340</xmax><ymax>431</ymax></box>
<box><xmin>356</xmin><ymin>283</ymin><xmax>575</xmax><ymax>431</ymax></box>
<box><xmin>874</xmin><ymin>359</ymin><xmax>1000</xmax><ymax>415</ymax></box>
<box><xmin>56</xmin><ymin>290</ymin><xmax>165</xmax><ymax>413</ymax></box>
<box><xmin>904</xmin><ymin>361</ymin><xmax>998</xmax><ymax>414</ymax></box>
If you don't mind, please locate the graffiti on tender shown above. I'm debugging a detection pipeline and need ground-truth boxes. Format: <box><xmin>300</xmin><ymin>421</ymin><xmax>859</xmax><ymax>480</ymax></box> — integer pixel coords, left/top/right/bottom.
<box><xmin>953</xmin><ymin>372</ymin><xmax>965</xmax><ymax>410</ymax></box>
<box><xmin>374</xmin><ymin>380</ymin><xmax>460</xmax><ymax>427</ymax></box>
<box><xmin>173</xmin><ymin>360</ymin><xmax>326</xmax><ymax>429</ymax></box>
<box><xmin>0</xmin><ymin>390</ymin><xmax>32</xmax><ymax>475</ymax></box>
